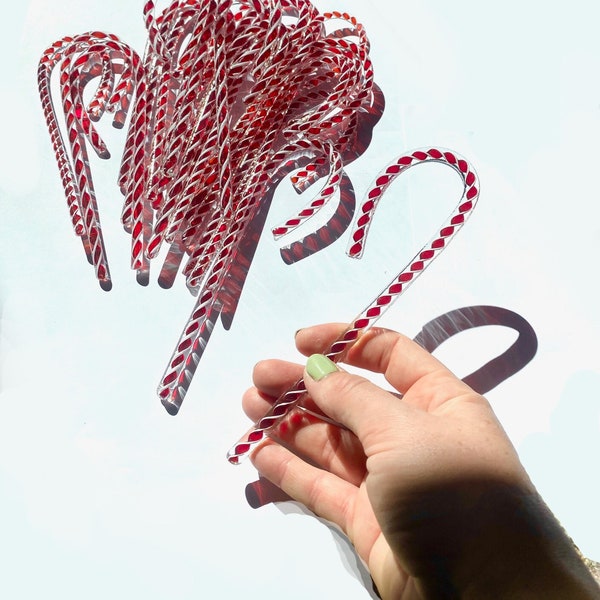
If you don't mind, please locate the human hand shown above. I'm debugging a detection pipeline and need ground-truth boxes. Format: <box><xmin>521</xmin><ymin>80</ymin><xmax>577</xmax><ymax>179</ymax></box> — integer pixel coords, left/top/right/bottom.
<box><xmin>242</xmin><ymin>323</ymin><xmax>599</xmax><ymax>599</ymax></box>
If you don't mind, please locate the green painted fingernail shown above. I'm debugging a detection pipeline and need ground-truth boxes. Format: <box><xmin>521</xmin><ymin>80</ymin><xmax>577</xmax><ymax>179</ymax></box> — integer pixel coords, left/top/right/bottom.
<box><xmin>306</xmin><ymin>354</ymin><xmax>338</xmax><ymax>381</ymax></box>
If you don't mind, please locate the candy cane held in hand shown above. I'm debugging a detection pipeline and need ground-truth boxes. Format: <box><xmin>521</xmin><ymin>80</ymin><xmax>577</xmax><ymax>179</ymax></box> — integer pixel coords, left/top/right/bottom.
<box><xmin>227</xmin><ymin>147</ymin><xmax>480</xmax><ymax>464</ymax></box>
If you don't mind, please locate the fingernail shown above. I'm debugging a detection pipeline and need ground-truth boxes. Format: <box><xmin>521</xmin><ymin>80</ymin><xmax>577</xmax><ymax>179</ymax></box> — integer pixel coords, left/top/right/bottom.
<box><xmin>306</xmin><ymin>354</ymin><xmax>338</xmax><ymax>381</ymax></box>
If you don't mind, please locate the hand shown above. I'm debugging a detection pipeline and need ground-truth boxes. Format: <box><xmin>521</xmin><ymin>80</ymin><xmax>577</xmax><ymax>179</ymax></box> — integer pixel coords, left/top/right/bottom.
<box><xmin>242</xmin><ymin>323</ymin><xmax>599</xmax><ymax>599</ymax></box>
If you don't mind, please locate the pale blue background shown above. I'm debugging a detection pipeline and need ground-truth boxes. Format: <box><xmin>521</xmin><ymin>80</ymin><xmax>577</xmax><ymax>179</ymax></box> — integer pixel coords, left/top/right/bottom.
<box><xmin>1</xmin><ymin>1</ymin><xmax>599</xmax><ymax>598</ymax></box>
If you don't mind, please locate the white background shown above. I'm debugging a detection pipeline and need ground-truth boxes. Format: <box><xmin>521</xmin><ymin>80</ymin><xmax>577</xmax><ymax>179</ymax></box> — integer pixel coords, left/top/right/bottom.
<box><xmin>1</xmin><ymin>1</ymin><xmax>599</xmax><ymax>598</ymax></box>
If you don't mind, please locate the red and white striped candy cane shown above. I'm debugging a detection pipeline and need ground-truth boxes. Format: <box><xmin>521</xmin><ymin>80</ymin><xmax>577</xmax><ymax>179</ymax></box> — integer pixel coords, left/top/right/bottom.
<box><xmin>227</xmin><ymin>147</ymin><xmax>480</xmax><ymax>464</ymax></box>
<box><xmin>39</xmin><ymin>32</ymin><xmax>141</xmax><ymax>287</ymax></box>
<box><xmin>38</xmin><ymin>33</ymin><xmax>115</xmax><ymax>238</ymax></box>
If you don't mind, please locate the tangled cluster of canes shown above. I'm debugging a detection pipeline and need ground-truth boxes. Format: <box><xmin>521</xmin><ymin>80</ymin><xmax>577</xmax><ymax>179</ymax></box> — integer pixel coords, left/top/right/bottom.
<box><xmin>37</xmin><ymin>0</ymin><xmax>479</xmax><ymax>462</ymax></box>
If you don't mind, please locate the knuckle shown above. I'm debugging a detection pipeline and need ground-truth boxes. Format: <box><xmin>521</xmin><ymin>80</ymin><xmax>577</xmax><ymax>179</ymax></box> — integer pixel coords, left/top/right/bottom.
<box><xmin>324</xmin><ymin>371</ymin><xmax>372</xmax><ymax>400</ymax></box>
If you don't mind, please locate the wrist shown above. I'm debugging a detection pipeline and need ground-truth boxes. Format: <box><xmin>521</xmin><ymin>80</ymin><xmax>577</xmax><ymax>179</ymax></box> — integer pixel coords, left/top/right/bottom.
<box><xmin>425</xmin><ymin>484</ymin><xmax>599</xmax><ymax>599</ymax></box>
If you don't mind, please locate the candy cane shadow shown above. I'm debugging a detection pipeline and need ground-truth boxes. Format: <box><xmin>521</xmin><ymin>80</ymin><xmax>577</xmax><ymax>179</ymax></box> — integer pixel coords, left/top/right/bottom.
<box><xmin>414</xmin><ymin>305</ymin><xmax>538</xmax><ymax>395</ymax></box>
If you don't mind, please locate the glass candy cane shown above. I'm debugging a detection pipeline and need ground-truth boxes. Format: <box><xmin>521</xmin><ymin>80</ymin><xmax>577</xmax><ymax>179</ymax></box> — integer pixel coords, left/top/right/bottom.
<box><xmin>227</xmin><ymin>147</ymin><xmax>479</xmax><ymax>464</ymax></box>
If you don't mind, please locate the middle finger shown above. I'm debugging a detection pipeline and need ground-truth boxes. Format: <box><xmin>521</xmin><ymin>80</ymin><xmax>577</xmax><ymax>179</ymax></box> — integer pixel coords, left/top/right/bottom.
<box><xmin>242</xmin><ymin>383</ymin><xmax>367</xmax><ymax>486</ymax></box>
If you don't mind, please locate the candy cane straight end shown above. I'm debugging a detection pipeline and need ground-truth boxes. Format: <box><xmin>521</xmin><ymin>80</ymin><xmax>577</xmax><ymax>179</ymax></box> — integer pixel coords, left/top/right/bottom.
<box><xmin>99</xmin><ymin>278</ymin><xmax>113</xmax><ymax>292</ymax></box>
<box><xmin>227</xmin><ymin>441</ymin><xmax>256</xmax><ymax>465</ymax></box>
<box><xmin>136</xmin><ymin>270</ymin><xmax>150</xmax><ymax>286</ymax></box>
<box><xmin>159</xmin><ymin>386</ymin><xmax>184</xmax><ymax>416</ymax></box>
<box><xmin>226</xmin><ymin>450</ymin><xmax>243</xmax><ymax>466</ymax></box>
<box><xmin>161</xmin><ymin>397</ymin><xmax>181</xmax><ymax>416</ymax></box>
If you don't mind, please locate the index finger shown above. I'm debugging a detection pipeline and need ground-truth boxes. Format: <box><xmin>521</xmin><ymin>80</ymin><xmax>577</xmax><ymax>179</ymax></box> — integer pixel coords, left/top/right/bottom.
<box><xmin>295</xmin><ymin>323</ymin><xmax>473</xmax><ymax>405</ymax></box>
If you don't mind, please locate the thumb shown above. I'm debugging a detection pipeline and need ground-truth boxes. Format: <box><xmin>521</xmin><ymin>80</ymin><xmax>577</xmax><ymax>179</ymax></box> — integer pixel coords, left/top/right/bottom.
<box><xmin>303</xmin><ymin>354</ymin><xmax>412</xmax><ymax>446</ymax></box>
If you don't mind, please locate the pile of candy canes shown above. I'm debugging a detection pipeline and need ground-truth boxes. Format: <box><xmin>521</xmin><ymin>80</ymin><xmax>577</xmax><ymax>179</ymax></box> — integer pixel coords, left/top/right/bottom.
<box><xmin>38</xmin><ymin>0</ymin><xmax>479</xmax><ymax>461</ymax></box>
